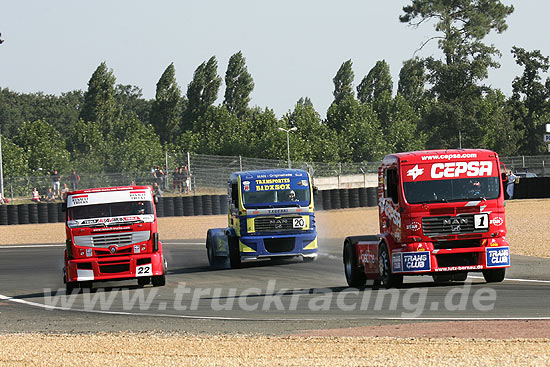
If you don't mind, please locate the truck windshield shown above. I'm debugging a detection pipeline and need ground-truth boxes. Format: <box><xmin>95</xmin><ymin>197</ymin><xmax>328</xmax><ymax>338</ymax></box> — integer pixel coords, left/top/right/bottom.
<box><xmin>68</xmin><ymin>201</ymin><xmax>153</xmax><ymax>220</ymax></box>
<box><xmin>242</xmin><ymin>188</ymin><xmax>310</xmax><ymax>207</ymax></box>
<box><xmin>403</xmin><ymin>177</ymin><xmax>500</xmax><ymax>204</ymax></box>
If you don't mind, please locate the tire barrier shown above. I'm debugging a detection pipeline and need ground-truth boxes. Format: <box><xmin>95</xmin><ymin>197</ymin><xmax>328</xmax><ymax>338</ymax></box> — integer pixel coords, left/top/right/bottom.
<box><xmin>163</xmin><ymin>196</ymin><xmax>174</xmax><ymax>217</ymax></box>
<box><xmin>173</xmin><ymin>196</ymin><xmax>184</xmax><ymax>216</ymax></box>
<box><xmin>183</xmin><ymin>196</ymin><xmax>194</xmax><ymax>216</ymax></box>
<box><xmin>193</xmin><ymin>195</ymin><xmax>203</xmax><ymax>216</ymax></box>
<box><xmin>57</xmin><ymin>203</ymin><xmax>65</xmax><ymax>222</ymax></box>
<box><xmin>313</xmin><ymin>191</ymin><xmax>323</xmax><ymax>211</ymax></box>
<box><xmin>211</xmin><ymin>194</ymin><xmax>221</xmax><ymax>215</ymax></box>
<box><xmin>339</xmin><ymin>189</ymin><xmax>350</xmax><ymax>209</ymax></box>
<box><xmin>47</xmin><ymin>202</ymin><xmax>58</xmax><ymax>223</ymax></box>
<box><xmin>349</xmin><ymin>188</ymin><xmax>360</xmax><ymax>208</ymax></box>
<box><xmin>155</xmin><ymin>197</ymin><xmax>164</xmax><ymax>217</ymax></box>
<box><xmin>202</xmin><ymin>195</ymin><xmax>213</xmax><ymax>216</ymax></box>
<box><xmin>366</xmin><ymin>187</ymin><xmax>378</xmax><ymax>207</ymax></box>
<box><xmin>321</xmin><ymin>190</ymin><xmax>331</xmax><ymax>210</ymax></box>
<box><xmin>38</xmin><ymin>203</ymin><xmax>49</xmax><ymax>224</ymax></box>
<box><xmin>18</xmin><ymin>204</ymin><xmax>30</xmax><ymax>225</ymax></box>
<box><xmin>329</xmin><ymin>189</ymin><xmax>341</xmax><ymax>210</ymax></box>
<box><xmin>358</xmin><ymin>188</ymin><xmax>368</xmax><ymax>207</ymax></box>
<box><xmin>7</xmin><ymin>205</ymin><xmax>18</xmax><ymax>225</ymax></box>
<box><xmin>0</xmin><ymin>206</ymin><xmax>7</xmax><ymax>225</ymax></box>
<box><xmin>28</xmin><ymin>204</ymin><xmax>39</xmax><ymax>224</ymax></box>
<box><xmin>219</xmin><ymin>195</ymin><xmax>228</xmax><ymax>215</ymax></box>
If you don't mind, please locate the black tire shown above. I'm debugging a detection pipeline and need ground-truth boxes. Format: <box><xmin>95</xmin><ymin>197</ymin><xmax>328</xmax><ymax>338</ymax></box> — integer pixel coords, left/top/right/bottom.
<box><xmin>79</xmin><ymin>281</ymin><xmax>93</xmax><ymax>290</ymax></box>
<box><xmin>152</xmin><ymin>275</ymin><xmax>166</xmax><ymax>287</ymax></box>
<box><xmin>432</xmin><ymin>274</ymin><xmax>453</xmax><ymax>284</ymax></box>
<box><xmin>206</xmin><ymin>230</ymin><xmax>215</xmax><ymax>267</ymax></box>
<box><xmin>28</xmin><ymin>204</ymin><xmax>39</xmax><ymax>224</ymax></box>
<box><xmin>378</xmin><ymin>243</ymin><xmax>403</xmax><ymax>289</ymax></box>
<box><xmin>7</xmin><ymin>205</ymin><xmax>18</xmax><ymax>225</ymax></box>
<box><xmin>138</xmin><ymin>277</ymin><xmax>151</xmax><ymax>286</ymax></box>
<box><xmin>483</xmin><ymin>268</ymin><xmax>506</xmax><ymax>283</ymax></box>
<box><xmin>453</xmin><ymin>272</ymin><xmax>468</xmax><ymax>282</ymax></box>
<box><xmin>303</xmin><ymin>256</ymin><xmax>316</xmax><ymax>263</ymax></box>
<box><xmin>228</xmin><ymin>236</ymin><xmax>241</xmax><ymax>269</ymax></box>
<box><xmin>343</xmin><ymin>239</ymin><xmax>366</xmax><ymax>288</ymax></box>
<box><xmin>66</xmin><ymin>281</ymin><xmax>78</xmax><ymax>294</ymax></box>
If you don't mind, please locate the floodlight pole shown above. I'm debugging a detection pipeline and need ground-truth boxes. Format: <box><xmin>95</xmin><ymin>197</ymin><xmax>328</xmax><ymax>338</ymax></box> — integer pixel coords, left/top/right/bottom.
<box><xmin>278</xmin><ymin>127</ymin><xmax>297</xmax><ymax>168</ymax></box>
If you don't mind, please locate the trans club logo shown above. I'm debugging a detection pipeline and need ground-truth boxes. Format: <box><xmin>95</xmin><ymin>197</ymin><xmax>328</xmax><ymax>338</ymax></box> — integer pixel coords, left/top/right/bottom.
<box><xmin>490</xmin><ymin>217</ymin><xmax>504</xmax><ymax>226</ymax></box>
<box><xmin>406</xmin><ymin>165</ymin><xmax>424</xmax><ymax>180</ymax></box>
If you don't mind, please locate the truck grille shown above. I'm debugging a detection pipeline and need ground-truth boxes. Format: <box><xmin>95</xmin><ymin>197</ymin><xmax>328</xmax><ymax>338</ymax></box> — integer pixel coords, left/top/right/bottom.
<box><xmin>422</xmin><ymin>215</ymin><xmax>487</xmax><ymax>237</ymax></box>
<box><xmin>254</xmin><ymin>216</ymin><xmax>301</xmax><ymax>232</ymax></box>
<box><xmin>73</xmin><ymin>231</ymin><xmax>150</xmax><ymax>248</ymax></box>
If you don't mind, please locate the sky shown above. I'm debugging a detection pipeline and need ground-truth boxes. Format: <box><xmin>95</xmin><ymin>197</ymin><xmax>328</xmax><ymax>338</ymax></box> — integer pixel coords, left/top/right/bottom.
<box><xmin>1</xmin><ymin>1</ymin><xmax>549</xmax><ymax>118</ymax></box>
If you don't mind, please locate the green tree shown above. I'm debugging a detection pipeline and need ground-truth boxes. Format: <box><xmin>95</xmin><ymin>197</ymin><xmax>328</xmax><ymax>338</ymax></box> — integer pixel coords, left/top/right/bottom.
<box><xmin>332</xmin><ymin>60</ymin><xmax>355</xmax><ymax>105</ymax></box>
<box><xmin>115</xmin><ymin>84</ymin><xmax>151</xmax><ymax>124</ymax></box>
<box><xmin>327</xmin><ymin>60</ymin><xmax>355</xmax><ymax>131</ymax></box>
<box><xmin>401</xmin><ymin>0</ymin><xmax>514</xmax><ymax>148</ymax></box>
<box><xmin>510</xmin><ymin>47</ymin><xmax>550</xmax><ymax>155</ymax></box>
<box><xmin>282</xmin><ymin>98</ymin><xmax>340</xmax><ymax>162</ymax></box>
<box><xmin>105</xmin><ymin>116</ymin><xmax>164</xmax><ymax>172</ymax></box>
<box><xmin>397</xmin><ymin>58</ymin><xmax>427</xmax><ymax>110</ymax></box>
<box><xmin>224</xmin><ymin>51</ymin><xmax>255</xmax><ymax>118</ymax></box>
<box><xmin>357</xmin><ymin>60</ymin><xmax>393</xmax><ymax>104</ymax></box>
<box><xmin>150</xmin><ymin>63</ymin><xmax>183</xmax><ymax>145</ymax></box>
<box><xmin>80</xmin><ymin>62</ymin><xmax>119</xmax><ymax>125</ymax></box>
<box><xmin>14</xmin><ymin>119</ymin><xmax>70</xmax><ymax>173</ymax></box>
<box><xmin>185</xmin><ymin>56</ymin><xmax>222</xmax><ymax>132</ymax></box>
<box><xmin>1</xmin><ymin>135</ymin><xmax>28</xmax><ymax>178</ymax></box>
<box><xmin>67</xmin><ymin>119</ymin><xmax>107</xmax><ymax>173</ymax></box>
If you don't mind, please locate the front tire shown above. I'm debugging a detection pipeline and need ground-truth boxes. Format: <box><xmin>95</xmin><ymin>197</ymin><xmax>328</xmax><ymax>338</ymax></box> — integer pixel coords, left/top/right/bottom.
<box><xmin>152</xmin><ymin>275</ymin><xmax>166</xmax><ymax>287</ymax></box>
<box><xmin>228</xmin><ymin>236</ymin><xmax>241</xmax><ymax>269</ymax></box>
<box><xmin>483</xmin><ymin>268</ymin><xmax>506</xmax><ymax>283</ymax></box>
<box><xmin>379</xmin><ymin>243</ymin><xmax>403</xmax><ymax>289</ymax></box>
<box><xmin>343</xmin><ymin>239</ymin><xmax>366</xmax><ymax>288</ymax></box>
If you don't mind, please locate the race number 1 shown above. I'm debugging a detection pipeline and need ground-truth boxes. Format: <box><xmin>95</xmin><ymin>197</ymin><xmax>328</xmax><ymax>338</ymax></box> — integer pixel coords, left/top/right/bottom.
<box><xmin>293</xmin><ymin>217</ymin><xmax>305</xmax><ymax>229</ymax></box>
<box><xmin>474</xmin><ymin>213</ymin><xmax>489</xmax><ymax>229</ymax></box>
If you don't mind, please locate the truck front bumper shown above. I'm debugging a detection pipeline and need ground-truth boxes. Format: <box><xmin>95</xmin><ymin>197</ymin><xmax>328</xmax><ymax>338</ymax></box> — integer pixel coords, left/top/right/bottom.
<box><xmin>238</xmin><ymin>232</ymin><xmax>318</xmax><ymax>260</ymax></box>
<box><xmin>65</xmin><ymin>252</ymin><xmax>164</xmax><ymax>283</ymax></box>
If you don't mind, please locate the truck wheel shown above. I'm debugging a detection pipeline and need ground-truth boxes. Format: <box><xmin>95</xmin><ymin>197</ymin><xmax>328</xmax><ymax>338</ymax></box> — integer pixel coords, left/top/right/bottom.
<box><xmin>206</xmin><ymin>230</ymin><xmax>215</xmax><ymax>267</ymax></box>
<box><xmin>228</xmin><ymin>236</ymin><xmax>241</xmax><ymax>269</ymax></box>
<box><xmin>138</xmin><ymin>276</ymin><xmax>151</xmax><ymax>287</ymax></box>
<box><xmin>343</xmin><ymin>239</ymin><xmax>366</xmax><ymax>288</ymax></box>
<box><xmin>66</xmin><ymin>281</ymin><xmax>78</xmax><ymax>294</ymax></box>
<box><xmin>152</xmin><ymin>275</ymin><xmax>166</xmax><ymax>287</ymax></box>
<box><xmin>302</xmin><ymin>256</ymin><xmax>316</xmax><ymax>263</ymax></box>
<box><xmin>483</xmin><ymin>268</ymin><xmax>506</xmax><ymax>283</ymax></box>
<box><xmin>379</xmin><ymin>243</ymin><xmax>403</xmax><ymax>289</ymax></box>
<box><xmin>452</xmin><ymin>272</ymin><xmax>468</xmax><ymax>282</ymax></box>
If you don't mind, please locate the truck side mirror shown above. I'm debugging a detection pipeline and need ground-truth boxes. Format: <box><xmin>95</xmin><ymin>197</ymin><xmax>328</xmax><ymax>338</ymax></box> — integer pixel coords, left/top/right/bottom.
<box><xmin>313</xmin><ymin>186</ymin><xmax>319</xmax><ymax>196</ymax></box>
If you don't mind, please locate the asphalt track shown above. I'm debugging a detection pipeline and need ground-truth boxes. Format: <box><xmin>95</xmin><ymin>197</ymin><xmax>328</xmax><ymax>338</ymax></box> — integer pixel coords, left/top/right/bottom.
<box><xmin>1</xmin><ymin>239</ymin><xmax>550</xmax><ymax>334</ymax></box>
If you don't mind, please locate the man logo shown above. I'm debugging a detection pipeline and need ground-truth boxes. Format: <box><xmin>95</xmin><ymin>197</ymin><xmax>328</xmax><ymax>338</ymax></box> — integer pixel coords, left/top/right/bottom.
<box><xmin>109</xmin><ymin>245</ymin><xmax>118</xmax><ymax>254</ymax></box>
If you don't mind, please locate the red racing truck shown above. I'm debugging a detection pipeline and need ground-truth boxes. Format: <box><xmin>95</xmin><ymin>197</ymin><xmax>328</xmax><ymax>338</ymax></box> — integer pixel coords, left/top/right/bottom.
<box><xmin>344</xmin><ymin>149</ymin><xmax>510</xmax><ymax>288</ymax></box>
<box><xmin>63</xmin><ymin>186</ymin><xmax>167</xmax><ymax>293</ymax></box>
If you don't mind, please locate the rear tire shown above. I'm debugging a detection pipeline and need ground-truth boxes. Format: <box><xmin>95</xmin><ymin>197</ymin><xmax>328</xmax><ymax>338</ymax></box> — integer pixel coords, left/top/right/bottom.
<box><xmin>302</xmin><ymin>256</ymin><xmax>316</xmax><ymax>263</ymax></box>
<box><xmin>66</xmin><ymin>281</ymin><xmax>78</xmax><ymax>294</ymax></box>
<box><xmin>343</xmin><ymin>239</ymin><xmax>366</xmax><ymax>288</ymax></box>
<box><xmin>483</xmin><ymin>268</ymin><xmax>506</xmax><ymax>283</ymax></box>
<box><xmin>452</xmin><ymin>272</ymin><xmax>468</xmax><ymax>282</ymax></box>
<box><xmin>379</xmin><ymin>243</ymin><xmax>403</xmax><ymax>289</ymax></box>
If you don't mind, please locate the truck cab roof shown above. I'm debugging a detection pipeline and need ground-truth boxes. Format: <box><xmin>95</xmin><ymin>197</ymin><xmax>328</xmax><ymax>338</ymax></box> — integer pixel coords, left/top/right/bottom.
<box><xmin>382</xmin><ymin>149</ymin><xmax>499</xmax><ymax>165</ymax></box>
<box><xmin>229</xmin><ymin>169</ymin><xmax>309</xmax><ymax>183</ymax></box>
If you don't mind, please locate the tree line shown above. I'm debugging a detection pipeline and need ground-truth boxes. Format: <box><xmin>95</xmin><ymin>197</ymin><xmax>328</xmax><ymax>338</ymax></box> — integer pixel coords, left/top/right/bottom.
<box><xmin>1</xmin><ymin>0</ymin><xmax>549</xmax><ymax>179</ymax></box>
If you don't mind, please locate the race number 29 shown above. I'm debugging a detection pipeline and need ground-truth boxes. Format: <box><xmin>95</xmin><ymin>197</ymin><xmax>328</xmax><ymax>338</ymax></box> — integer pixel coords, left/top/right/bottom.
<box><xmin>474</xmin><ymin>213</ymin><xmax>489</xmax><ymax>229</ymax></box>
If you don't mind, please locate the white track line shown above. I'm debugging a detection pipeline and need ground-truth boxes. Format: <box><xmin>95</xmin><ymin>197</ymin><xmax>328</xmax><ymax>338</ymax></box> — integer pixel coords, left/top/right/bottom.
<box><xmin>0</xmin><ymin>244</ymin><xmax>64</xmax><ymax>249</ymax></box>
<box><xmin>468</xmin><ymin>275</ymin><xmax>550</xmax><ymax>284</ymax></box>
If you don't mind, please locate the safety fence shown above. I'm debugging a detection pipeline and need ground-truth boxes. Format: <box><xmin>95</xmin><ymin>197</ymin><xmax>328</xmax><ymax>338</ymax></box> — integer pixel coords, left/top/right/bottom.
<box><xmin>2</xmin><ymin>153</ymin><xmax>549</xmax><ymax>202</ymax></box>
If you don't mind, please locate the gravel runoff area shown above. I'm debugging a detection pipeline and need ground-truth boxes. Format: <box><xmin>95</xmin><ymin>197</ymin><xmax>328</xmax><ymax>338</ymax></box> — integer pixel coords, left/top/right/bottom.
<box><xmin>0</xmin><ymin>333</ymin><xmax>549</xmax><ymax>367</ymax></box>
<box><xmin>1</xmin><ymin>198</ymin><xmax>550</xmax><ymax>366</ymax></box>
